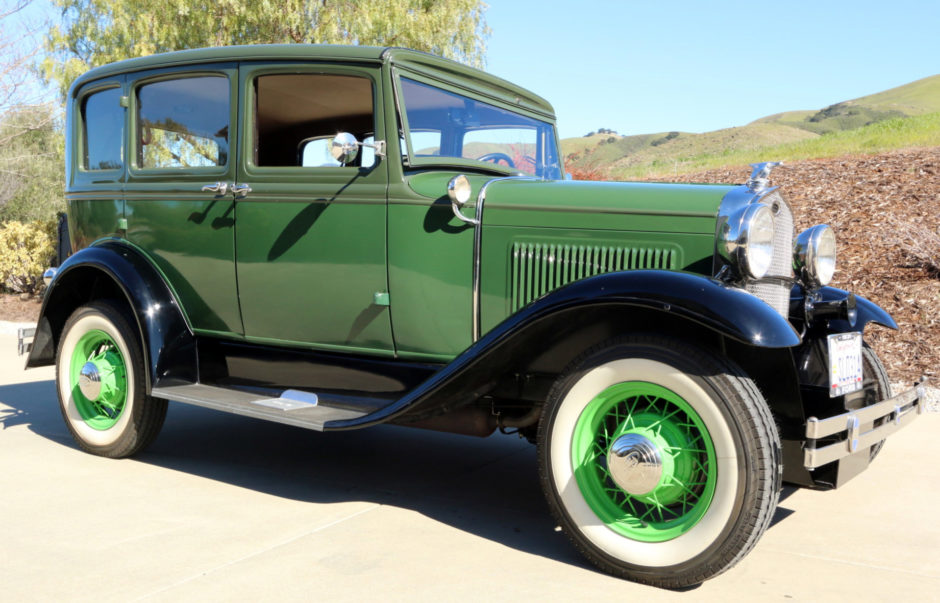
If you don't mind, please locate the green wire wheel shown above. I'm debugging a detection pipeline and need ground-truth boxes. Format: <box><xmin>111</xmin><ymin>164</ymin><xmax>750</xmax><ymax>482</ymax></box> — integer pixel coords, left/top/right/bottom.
<box><xmin>571</xmin><ymin>381</ymin><xmax>717</xmax><ymax>542</ymax></box>
<box><xmin>68</xmin><ymin>329</ymin><xmax>128</xmax><ymax>430</ymax></box>
<box><xmin>56</xmin><ymin>300</ymin><xmax>168</xmax><ymax>458</ymax></box>
<box><xmin>538</xmin><ymin>336</ymin><xmax>780</xmax><ymax>588</ymax></box>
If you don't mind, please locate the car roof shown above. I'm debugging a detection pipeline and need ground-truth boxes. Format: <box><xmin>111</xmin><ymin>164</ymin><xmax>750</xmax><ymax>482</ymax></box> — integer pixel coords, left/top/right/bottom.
<box><xmin>71</xmin><ymin>44</ymin><xmax>556</xmax><ymax>119</ymax></box>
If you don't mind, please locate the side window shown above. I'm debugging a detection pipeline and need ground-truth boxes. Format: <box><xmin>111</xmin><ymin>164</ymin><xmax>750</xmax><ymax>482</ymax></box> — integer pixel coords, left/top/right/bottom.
<box><xmin>136</xmin><ymin>76</ymin><xmax>229</xmax><ymax>169</ymax></box>
<box><xmin>81</xmin><ymin>88</ymin><xmax>123</xmax><ymax>171</ymax></box>
<box><xmin>254</xmin><ymin>73</ymin><xmax>375</xmax><ymax>168</ymax></box>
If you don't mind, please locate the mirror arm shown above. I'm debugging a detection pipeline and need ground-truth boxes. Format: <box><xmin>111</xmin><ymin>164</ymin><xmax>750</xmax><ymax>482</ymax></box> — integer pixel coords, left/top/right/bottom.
<box><xmin>368</xmin><ymin>140</ymin><xmax>386</xmax><ymax>158</ymax></box>
<box><xmin>451</xmin><ymin>201</ymin><xmax>479</xmax><ymax>225</ymax></box>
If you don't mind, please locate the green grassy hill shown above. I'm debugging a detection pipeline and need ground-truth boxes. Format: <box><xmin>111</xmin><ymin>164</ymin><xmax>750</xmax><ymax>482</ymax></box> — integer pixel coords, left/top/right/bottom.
<box><xmin>609</xmin><ymin>111</ymin><xmax>940</xmax><ymax>180</ymax></box>
<box><xmin>564</xmin><ymin>74</ymin><xmax>940</xmax><ymax>179</ymax></box>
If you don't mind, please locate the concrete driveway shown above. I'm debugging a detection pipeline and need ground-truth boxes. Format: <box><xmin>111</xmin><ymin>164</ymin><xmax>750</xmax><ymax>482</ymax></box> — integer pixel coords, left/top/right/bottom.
<box><xmin>1</xmin><ymin>332</ymin><xmax>937</xmax><ymax>601</ymax></box>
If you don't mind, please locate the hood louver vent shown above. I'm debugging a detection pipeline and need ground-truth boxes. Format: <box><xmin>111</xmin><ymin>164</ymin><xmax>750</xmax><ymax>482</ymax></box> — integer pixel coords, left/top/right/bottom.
<box><xmin>511</xmin><ymin>242</ymin><xmax>677</xmax><ymax>311</ymax></box>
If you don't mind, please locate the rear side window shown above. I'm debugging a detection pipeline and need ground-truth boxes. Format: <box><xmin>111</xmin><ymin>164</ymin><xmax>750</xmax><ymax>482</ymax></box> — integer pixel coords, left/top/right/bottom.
<box><xmin>81</xmin><ymin>88</ymin><xmax>123</xmax><ymax>171</ymax></box>
<box><xmin>136</xmin><ymin>76</ymin><xmax>229</xmax><ymax>169</ymax></box>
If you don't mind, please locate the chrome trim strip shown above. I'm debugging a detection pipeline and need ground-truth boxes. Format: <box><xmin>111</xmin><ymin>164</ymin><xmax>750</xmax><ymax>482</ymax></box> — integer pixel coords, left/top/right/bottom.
<box><xmin>471</xmin><ymin>176</ymin><xmax>535</xmax><ymax>342</ymax></box>
<box><xmin>803</xmin><ymin>381</ymin><xmax>927</xmax><ymax>469</ymax></box>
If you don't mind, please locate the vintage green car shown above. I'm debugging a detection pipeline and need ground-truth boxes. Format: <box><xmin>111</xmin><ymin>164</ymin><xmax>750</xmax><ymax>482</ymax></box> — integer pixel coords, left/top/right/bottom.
<box><xmin>22</xmin><ymin>45</ymin><xmax>926</xmax><ymax>587</ymax></box>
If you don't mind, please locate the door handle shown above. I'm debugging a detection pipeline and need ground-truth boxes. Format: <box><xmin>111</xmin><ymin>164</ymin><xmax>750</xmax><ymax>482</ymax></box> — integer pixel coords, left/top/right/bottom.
<box><xmin>231</xmin><ymin>183</ymin><xmax>252</xmax><ymax>199</ymax></box>
<box><xmin>201</xmin><ymin>182</ymin><xmax>228</xmax><ymax>196</ymax></box>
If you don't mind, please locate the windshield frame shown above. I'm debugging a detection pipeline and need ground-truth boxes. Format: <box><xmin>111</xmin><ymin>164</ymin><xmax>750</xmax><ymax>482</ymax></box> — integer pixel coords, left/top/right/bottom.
<box><xmin>392</xmin><ymin>68</ymin><xmax>562</xmax><ymax>179</ymax></box>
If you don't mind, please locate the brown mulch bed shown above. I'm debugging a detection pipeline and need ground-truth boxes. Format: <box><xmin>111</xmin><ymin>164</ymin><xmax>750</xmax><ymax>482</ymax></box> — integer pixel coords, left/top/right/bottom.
<box><xmin>646</xmin><ymin>147</ymin><xmax>940</xmax><ymax>385</ymax></box>
<box><xmin>0</xmin><ymin>293</ymin><xmax>42</xmax><ymax>323</ymax></box>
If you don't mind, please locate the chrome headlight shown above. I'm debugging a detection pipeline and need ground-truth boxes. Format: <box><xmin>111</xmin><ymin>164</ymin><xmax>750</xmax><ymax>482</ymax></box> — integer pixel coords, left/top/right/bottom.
<box><xmin>794</xmin><ymin>224</ymin><xmax>836</xmax><ymax>287</ymax></box>
<box><xmin>721</xmin><ymin>203</ymin><xmax>776</xmax><ymax>279</ymax></box>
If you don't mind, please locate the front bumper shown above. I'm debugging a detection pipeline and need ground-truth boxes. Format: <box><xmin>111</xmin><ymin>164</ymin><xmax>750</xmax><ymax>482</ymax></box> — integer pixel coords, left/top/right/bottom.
<box><xmin>804</xmin><ymin>381</ymin><xmax>929</xmax><ymax>469</ymax></box>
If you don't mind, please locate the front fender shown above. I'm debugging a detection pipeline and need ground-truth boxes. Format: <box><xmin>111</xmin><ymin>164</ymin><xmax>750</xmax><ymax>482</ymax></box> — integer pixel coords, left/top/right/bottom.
<box><xmin>791</xmin><ymin>285</ymin><xmax>898</xmax><ymax>333</ymax></box>
<box><xmin>26</xmin><ymin>240</ymin><xmax>197</xmax><ymax>390</ymax></box>
<box><xmin>522</xmin><ymin>270</ymin><xmax>803</xmax><ymax>348</ymax></box>
<box><xmin>326</xmin><ymin>270</ymin><xmax>800</xmax><ymax>430</ymax></box>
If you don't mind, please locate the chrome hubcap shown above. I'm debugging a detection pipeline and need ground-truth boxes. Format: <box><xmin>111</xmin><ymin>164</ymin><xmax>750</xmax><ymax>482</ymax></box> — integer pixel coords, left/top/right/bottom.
<box><xmin>78</xmin><ymin>361</ymin><xmax>102</xmax><ymax>401</ymax></box>
<box><xmin>607</xmin><ymin>433</ymin><xmax>663</xmax><ymax>495</ymax></box>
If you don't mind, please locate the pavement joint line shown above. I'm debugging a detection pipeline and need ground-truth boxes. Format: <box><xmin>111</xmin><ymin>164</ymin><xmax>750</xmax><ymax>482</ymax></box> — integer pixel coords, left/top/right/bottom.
<box><xmin>133</xmin><ymin>503</ymin><xmax>382</xmax><ymax>600</ymax></box>
<box><xmin>764</xmin><ymin>548</ymin><xmax>940</xmax><ymax>580</ymax></box>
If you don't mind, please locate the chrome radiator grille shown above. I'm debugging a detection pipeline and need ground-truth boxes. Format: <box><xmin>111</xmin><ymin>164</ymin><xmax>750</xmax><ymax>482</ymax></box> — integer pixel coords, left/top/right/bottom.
<box><xmin>511</xmin><ymin>242</ymin><xmax>677</xmax><ymax>311</ymax></box>
<box><xmin>745</xmin><ymin>190</ymin><xmax>793</xmax><ymax>317</ymax></box>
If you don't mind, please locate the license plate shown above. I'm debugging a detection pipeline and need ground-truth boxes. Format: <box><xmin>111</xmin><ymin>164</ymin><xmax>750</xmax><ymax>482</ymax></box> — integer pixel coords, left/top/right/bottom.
<box><xmin>828</xmin><ymin>332</ymin><xmax>863</xmax><ymax>397</ymax></box>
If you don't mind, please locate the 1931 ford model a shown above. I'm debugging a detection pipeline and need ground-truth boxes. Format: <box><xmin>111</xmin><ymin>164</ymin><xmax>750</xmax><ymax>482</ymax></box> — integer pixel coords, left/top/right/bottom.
<box><xmin>21</xmin><ymin>45</ymin><xmax>926</xmax><ymax>587</ymax></box>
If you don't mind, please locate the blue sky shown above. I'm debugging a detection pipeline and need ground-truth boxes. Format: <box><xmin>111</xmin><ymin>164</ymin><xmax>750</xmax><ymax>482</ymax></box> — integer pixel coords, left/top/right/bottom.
<box><xmin>485</xmin><ymin>0</ymin><xmax>940</xmax><ymax>138</ymax></box>
<box><xmin>9</xmin><ymin>0</ymin><xmax>939</xmax><ymax>140</ymax></box>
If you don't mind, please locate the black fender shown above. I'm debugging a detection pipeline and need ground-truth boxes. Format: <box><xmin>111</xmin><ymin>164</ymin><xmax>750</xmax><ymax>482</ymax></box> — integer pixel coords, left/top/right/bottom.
<box><xmin>326</xmin><ymin>270</ymin><xmax>801</xmax><ymax>430</ymax></box>
<box><xmin>826</xmin><ymin>286</ymin><xmax>898</xmax><ymax>332</ymax></box>
<box><xmin>790</xmin><ymin>284</ymin><xmax>898</xmax><ymax>333</ymax></box>
<box><xmin>26</xmin><ymin>240</ymin><xmax>197</xmax><ymax>390</ymax></box>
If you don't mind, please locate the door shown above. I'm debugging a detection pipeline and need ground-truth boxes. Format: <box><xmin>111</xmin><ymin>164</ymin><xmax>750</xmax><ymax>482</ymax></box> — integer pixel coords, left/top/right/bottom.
<box><xmin>124</xmin><ymin>65</ymin><xmax>242</xmax><ymax>335</ymax></box>
<box><xmin>233</xmin><ymin>63</ymin><xmax>393</xmax><ymax>355</ymax></box>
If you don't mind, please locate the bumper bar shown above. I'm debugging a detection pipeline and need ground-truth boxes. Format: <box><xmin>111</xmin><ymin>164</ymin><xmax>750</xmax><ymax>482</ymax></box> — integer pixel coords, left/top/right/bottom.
<box><xmin>804</xmin><ymin>381</ymin><xmax>929</xmax><ymax>469</ymax></box>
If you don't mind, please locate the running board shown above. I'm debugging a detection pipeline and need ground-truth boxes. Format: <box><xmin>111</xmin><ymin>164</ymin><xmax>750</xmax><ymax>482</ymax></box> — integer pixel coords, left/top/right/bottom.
<box><xmin>151</xmin><ymin>384</ymin><xmax>370</xmax><ymax>431</ymax></box>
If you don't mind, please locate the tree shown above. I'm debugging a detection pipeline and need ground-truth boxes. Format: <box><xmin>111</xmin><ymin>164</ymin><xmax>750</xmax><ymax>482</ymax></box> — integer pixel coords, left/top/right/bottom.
<box><xmin>0</xmin><ymin>104</ymin><xmax>64</xmax><ymax>222</ymax></box>
<box><xmin>44</xmin><ymin>0</ymin><xmax>489</xmax><ymax>96</ymax></box>
<box><xmin>0</xmin><ymin>1</ymin><xmax>64</xmax><ymax>222</ymax></box>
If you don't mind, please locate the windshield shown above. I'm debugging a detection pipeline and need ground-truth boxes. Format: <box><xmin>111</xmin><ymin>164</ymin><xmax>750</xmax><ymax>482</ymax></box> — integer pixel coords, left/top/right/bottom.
<box><xmin>399</xmin><ymin>77</ymin><xmax>562</xmax><ymax>180</ymax></box>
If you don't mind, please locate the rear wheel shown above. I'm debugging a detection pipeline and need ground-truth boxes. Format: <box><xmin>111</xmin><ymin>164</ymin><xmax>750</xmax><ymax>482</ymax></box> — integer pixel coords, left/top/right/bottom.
<box><xmin>538</xmin><ymin>336</ymin><xmax>781</xmax><ymax>588</ymax></box>
<box><xmin>56</xmin><ymin>300</ymin><xmax>167</xmax><ymax>458</ymax></box>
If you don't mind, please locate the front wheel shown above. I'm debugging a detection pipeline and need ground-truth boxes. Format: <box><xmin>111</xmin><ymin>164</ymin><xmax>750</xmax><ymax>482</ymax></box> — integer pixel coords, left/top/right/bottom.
<box><xmin>537</xmin><ymin>336</ymin><xmax>781</xmax><ymax>588</ymax></box>
<box><xmin>56</xmin><ymin>300</ymin><xmax>167</xmax><ymax>458</ymax></box>
<box><xmin>862</xmin><ymin>344</ymin><xmax>892</xmax><ymax>462</ymax></box>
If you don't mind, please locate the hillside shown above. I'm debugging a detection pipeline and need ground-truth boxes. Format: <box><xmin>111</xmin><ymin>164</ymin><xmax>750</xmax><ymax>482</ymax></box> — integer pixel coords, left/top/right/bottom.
<box><xmin>565</xmin><ymin>74</ymin><xmax>940</xmax><ymax>179</ymax></box>
<box><xmin>606</xmin><ymin>112</ymin><xmax>940</xmax><ymax>180</ymax></box>
<box><xmin>645</xmin><ymin>148</ymin><xmax>939</xmax><ymax>386</ymax></box>
<box><xmin>755</xmin><ymin>74</ymin><xmax>940</xmax><ymax>135</ymax></box>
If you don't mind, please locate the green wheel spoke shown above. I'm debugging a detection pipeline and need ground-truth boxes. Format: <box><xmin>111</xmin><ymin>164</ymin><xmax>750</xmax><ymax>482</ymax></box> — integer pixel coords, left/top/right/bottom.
<box><xmin>572</xmin><ymin>381</ymin><xmax>717</xmax><ymax>543</ymax></box>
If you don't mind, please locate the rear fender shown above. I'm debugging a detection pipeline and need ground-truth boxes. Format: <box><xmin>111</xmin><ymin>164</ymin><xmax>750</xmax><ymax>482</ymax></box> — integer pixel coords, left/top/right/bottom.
<box><xmin>26</xmin><ymin>240</ymin><xmax>196</xmax><ymax>390</ymax></box>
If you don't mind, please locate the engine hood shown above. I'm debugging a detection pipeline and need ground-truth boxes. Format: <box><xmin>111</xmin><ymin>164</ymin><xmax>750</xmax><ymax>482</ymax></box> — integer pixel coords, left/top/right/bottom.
<box><xmin>480</xmin><ymin>178</ymin><xmax>732</xmax><ymax>235</ymax></box>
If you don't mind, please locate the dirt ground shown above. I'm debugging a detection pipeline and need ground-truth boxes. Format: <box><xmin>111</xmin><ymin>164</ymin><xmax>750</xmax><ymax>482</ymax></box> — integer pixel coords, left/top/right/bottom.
<box><xmin>2</xmin><ymin>147</ymin><xmax>935</xmax><ymax>383</ymax></box>
<box><xmin>0</xmin><ymin>293</ymin><xmax>42</xmax><ymax>323</ymax></box>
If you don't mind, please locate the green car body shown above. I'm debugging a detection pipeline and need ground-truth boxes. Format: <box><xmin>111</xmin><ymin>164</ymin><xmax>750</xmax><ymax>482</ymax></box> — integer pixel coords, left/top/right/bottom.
<box><xmin>25</xmin><ymin>45</ymin><xmax>927</xmax><ymax>588</ymax></box>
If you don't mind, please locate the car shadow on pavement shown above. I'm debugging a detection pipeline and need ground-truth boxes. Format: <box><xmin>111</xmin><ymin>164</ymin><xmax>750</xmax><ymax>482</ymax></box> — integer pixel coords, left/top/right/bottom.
<box><xmin>0</xmin><ymin>380</ymin><xmax>588</xmax><ymax>570</ymax></box>
<box><xmin>1</xmin><ymin>379</ymin><xmax>798</xmax><ymax>575</ymax></box>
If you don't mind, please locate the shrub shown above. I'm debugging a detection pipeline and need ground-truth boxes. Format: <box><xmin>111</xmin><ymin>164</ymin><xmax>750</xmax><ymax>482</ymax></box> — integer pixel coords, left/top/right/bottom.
<box><xmin>0</xmin><ymin>220</ymin><xmax>57</xmax><ymax>294</ymax></box>
<box><xmin>650</xmin><ymin>131</ymin><xmax>680</xmax><ymax>147</ymax></box>
<box><xmin>567</xmin><ymin>165</ymin><xmax>606</xmax><ymax>181</ymax></box>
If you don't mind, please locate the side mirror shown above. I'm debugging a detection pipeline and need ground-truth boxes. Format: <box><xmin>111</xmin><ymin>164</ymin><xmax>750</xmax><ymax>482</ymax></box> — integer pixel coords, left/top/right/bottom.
<box><xmin>330</xmin><ymin>132</ymin><xmax>360</xmax><ymax>165</ymax></box>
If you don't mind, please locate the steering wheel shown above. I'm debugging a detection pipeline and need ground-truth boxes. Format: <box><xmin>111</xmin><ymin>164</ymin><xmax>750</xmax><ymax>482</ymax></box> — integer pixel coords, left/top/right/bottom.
<box><xmin>476</xmin><ymin>152</ymin><xmax>515</xmax><ymax>168</ymax></box>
